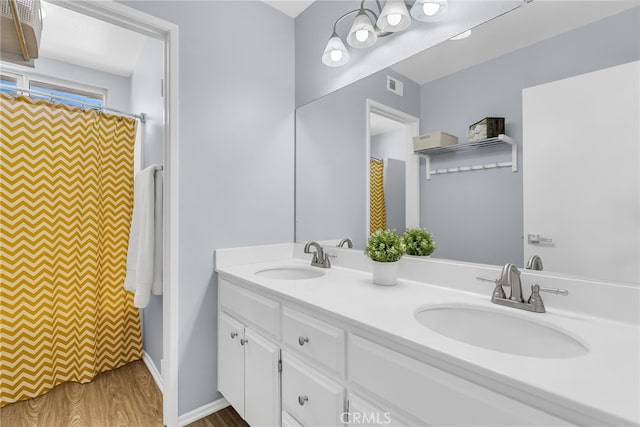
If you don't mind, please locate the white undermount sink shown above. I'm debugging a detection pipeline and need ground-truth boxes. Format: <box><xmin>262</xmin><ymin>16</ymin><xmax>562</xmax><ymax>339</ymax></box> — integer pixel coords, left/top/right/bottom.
<box><xmin>254</xmin><ymin>266</ymin><xmax>325</xmax><ymax>280</ymax></box>
<box><xmin>414</xmin><ymin>305</ymin><xmax>588</xmax><ymax>358</ymax></box>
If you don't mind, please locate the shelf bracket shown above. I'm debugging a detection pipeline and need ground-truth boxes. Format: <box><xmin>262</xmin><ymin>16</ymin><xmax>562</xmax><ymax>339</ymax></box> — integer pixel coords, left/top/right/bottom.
<box><xmin>420</xmin><ymin>134</ymin><xmax>518</xmax><ymax>180</ymax></box>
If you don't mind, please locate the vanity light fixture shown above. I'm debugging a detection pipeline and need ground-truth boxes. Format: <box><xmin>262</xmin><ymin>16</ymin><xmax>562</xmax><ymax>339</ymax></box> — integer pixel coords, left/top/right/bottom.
<box><xmin>322</xmin><ymin>32</ymin><xmax>351</xmax><ymax>67</ymax></box>
<box><xmin>376</xmin><ymin>0</ymin><xmax>411</xmax><ymax>32</ymax></box>
<box><xmin>346</xmin><ymin>6</ymin><xmax>378</xmax><ymax>48</ymax></box>
<box><xmin>410</xmin><ymin>0</ymin><xmax>448</xmax><ymax>22</ymax></box>
<box><xmin>322</xmin><ymin>0</ymin><xmax>448</xmax><ymax>68</ymax></box>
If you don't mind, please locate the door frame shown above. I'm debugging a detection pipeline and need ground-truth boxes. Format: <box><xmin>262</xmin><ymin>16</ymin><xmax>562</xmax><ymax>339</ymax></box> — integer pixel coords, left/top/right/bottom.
<box><xmin>365</xmin><ymin>99</ymin><xmax>420</xmax><ymax>238</ymax></box>
<box><xmin>49</xmin><ymin>1</ymin><xmax>180</xmax><ymax>425</ymax></box>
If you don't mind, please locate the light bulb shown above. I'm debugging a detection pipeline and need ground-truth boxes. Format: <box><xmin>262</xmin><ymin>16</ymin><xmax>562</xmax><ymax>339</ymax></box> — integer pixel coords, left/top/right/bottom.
<box><xmin>450</xmin><ymin>30</ymin><xmax>472</xmax><ymax>40</ymax></box>
<box><xmin>386</xmin><ymin>13</ymin><xmax>402</xmax><ymax>26</ymax></box>
<box><xmin>355</xmin><ymin>29</ymin><xmax>369</xmax><ymax>42</ymax></box>
<box><xmin>422</xmin><ymin>2</ymin><xmax>440</xmax><ymax>16</ymax></box>
<box><xmin>330</xmin><ymin>49</ymin><xmax>343</xmax><ymax>62</ymax></box>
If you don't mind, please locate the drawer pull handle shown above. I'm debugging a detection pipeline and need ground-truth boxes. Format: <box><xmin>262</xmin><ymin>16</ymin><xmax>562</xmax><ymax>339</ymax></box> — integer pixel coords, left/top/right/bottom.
<box><xmin>298</xmin><ymin>395</ymin><xmax>308</xmax><ymax>406</ymax></box>
<box><xmin>240</xmin><ymin>338</ymin><xmax>248</xmax><ymax>346</ymax></box>
<box><xmin>230</xmin><ymin>332</ymin><xmax>238</xmax><ymax>339</ymax></box>
<box><xmin>298</xmin><ymin>336</ymin><xmax>309</xmax><ymax>346</ymax></box>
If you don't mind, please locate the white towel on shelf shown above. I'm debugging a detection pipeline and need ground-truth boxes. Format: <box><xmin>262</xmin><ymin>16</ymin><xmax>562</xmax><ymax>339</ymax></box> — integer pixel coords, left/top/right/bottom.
<box><xmin>124</xmin><ymin>164</ymin><xmax>163</xmax><ymax>308</ymax></box>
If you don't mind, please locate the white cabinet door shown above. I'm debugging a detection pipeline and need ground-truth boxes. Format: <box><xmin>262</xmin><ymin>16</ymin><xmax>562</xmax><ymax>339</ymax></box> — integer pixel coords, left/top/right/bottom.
<box><xmin>348</xmin><ymin>394</ymin><xmax>408</xmax><ymax>427</ymax></box>
<box><xmin>244</xmin><ymin>328</ymin><xmax>281</xmax><ymax>427</ymax></box>
<box><xmin>522</xmin><ymin>61</ymin><xmax>640</xmax><ymax>283</ymax></box>
<box><xmin>218</xmin><ymin>312</ymin><xmax>245</xmax><ymax>417</ymax></box>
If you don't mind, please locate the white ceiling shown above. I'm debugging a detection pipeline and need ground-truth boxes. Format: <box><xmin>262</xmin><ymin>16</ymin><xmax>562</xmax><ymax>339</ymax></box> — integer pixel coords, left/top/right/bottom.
<box><xmin>37</xmin><ymin>0</ymin><xmax>637</xmax><ymax>80</ymax></box>
<box><xmin>391</xmin><ymin>1</ymin><xmax>639</xmax><ymax>85</ymax></box>
<box><xmin>39</xmin><ymin>1</ymin><xmax>148</xmax><ymax>77</ymax></box>
<box><xmin>261</xmin><ymin>0</ymin><xmax>315</xmax><ymax>17</ymax></box>
<box><xmin>370</xmin><ymin>112</ymin><xmax>407</xmax><ymax>136</ymax></box>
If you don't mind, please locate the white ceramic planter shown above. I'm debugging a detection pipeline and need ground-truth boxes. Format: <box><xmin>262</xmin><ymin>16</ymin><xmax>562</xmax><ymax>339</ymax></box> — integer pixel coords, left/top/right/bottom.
<box><xmin>371</xmin><ymin>260</ymin><xmax>399</xmax><ymax>286</ymax></box>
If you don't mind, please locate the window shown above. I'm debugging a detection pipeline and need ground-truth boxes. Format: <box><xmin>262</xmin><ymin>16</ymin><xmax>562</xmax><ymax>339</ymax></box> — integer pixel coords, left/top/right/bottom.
<box><xmin>0</xmin><ymin>74</ymin><xmax>18</xmax><ymax>94</ymax></box>
<box><xmin>0</xmin><ymin>66</ymin><xmax>107</xmax><ymax>108</ymax></box>
<box><xmin>29</xmin><ymin>80</ymin><xmax>104</xmax><ymax>108</ymax></box>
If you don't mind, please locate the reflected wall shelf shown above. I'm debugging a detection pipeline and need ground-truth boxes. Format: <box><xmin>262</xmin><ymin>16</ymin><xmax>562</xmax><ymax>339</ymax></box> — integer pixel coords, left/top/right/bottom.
<box><xmin>416</xmin><ymin>134</ymin><xmax>517</xmax><ymax>180</ymax></box>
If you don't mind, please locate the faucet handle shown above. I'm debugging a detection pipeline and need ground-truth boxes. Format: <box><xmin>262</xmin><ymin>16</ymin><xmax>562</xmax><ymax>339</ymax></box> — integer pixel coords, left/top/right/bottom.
<box><xmin>538</xmin><ymin>286</ymin><xmax>568</xmax><ymax>296</ymax></box>
<box><xmin>476</xmin><ymin>276</ymin><xmax>506</xmax><ymax>300</ymax></box>
<box><xmin>528</xmin><ymin>284</ymin><xmax>568</xmax><ymax>313</ymax></box>
<box><xmin>528</xmin><ymin>284</ymin><xmax>545</xmax><ymax>312</ymax></box>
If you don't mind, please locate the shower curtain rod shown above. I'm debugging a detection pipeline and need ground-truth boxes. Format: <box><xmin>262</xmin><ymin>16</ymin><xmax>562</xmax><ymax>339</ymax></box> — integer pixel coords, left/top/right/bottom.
<box><xmin>0</xmin><ymin>85</ymin><xmax>146</xmax><ymax>123</ymax></box>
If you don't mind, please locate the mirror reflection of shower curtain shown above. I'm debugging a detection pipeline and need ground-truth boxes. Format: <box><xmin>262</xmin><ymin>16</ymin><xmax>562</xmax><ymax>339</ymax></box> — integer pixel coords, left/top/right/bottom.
<box><xmin>370</xmin><ymin>158</ymin><xmax>387</xmax><ymax>234</ymax></box>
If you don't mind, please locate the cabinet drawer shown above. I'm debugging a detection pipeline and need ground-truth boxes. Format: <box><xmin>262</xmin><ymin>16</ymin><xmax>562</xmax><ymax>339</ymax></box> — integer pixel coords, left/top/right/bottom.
<box><xmin>283</xmin><ymin>307</ymin><xmax>345</xmax><ymax>377</ymax></box>
<box><xmin>348</xmin><ymin>335</ymin><xmax>574</xmax><ymax>426</ymax></box>
<box><xmin>282</xmin><ymin>352</ymin><xmax>345</xmax><ymax>427</ymax></box>
<box><xmin>220</xmin><ymin>279</ymin><xmax>280</xmax><ymax>339</ymax></box>
<box><xmin>282</xmin><ymin>411</ymin><xmax>303</xmax><ymax>427</ymax></box>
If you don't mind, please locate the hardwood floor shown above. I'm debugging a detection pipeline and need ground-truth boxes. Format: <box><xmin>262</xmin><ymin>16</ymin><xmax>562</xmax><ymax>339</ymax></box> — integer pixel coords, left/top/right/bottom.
<box><xmin>185</xmin><ymin>407</ymin><xmax>247</xmax><ymax>427</ymax></box>
<box><xmin>0</xmin><ymin>360</ymin><xmax>162</xmax><ymax>427</ymax></box>
<box><xmin>0</xmin><ymin>360</ymin><xmax>246</xmax><ymax>427</ymax></box>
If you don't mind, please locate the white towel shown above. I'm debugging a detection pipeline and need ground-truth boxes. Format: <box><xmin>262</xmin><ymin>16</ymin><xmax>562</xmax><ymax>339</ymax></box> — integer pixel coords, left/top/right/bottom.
<box><xmin>124</xmin><ymin>164</ymin><xmax>163</xmax><ymax>308</ymax></box>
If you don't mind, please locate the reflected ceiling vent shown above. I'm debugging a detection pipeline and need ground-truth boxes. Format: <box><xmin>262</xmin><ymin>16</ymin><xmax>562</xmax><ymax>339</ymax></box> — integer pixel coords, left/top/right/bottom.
<box><xmin>1</xmin><ymin>0</ymin><xmax>43</xmax><ymax>67</ymax></box>
<box><xmin>387</xmin><ymin>75</ymin><xmax>404</xmax><ymax>96</ymax></box>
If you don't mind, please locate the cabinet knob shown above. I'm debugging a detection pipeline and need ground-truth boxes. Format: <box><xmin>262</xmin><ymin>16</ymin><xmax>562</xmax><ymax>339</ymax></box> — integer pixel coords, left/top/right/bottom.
<box><xmin>230</xmin><ymin>332</ymin><xmax>238</xmax><ymax>339</ymax></box>
<box><xmin>298</xmin><ymin>336</ymin><xmax>309</xmax><ymax>346</ymax></box>
<box><xmin>298</xmin><ymin>395</ymin><xmax>308</xmax><ymax>406</ymax></box>
<box><xmin>240</xmin><ymin>338</ymin><xmax>248</xmax><ymax>346</ymax></box>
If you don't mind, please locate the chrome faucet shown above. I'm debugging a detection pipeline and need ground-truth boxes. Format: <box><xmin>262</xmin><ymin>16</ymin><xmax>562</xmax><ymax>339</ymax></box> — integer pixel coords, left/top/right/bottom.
<box><xmin>525</xmin><ymin>255</ymin><xmax>544</xmax><ymax>271</ymax></box>
<box><xmin>304</xmin><ymin>241</ymin><xmax>331</xmax><ymax>268</ymax></box>
<box><xmin>499</xmin><ymin>263</ymin><xmax>524</xmax><ymax>302</ymax></box>
<box><xmin>337</xmin><ymin>238</ymin><xmax>353</xmax><ymax>248</ymax></box>
<box><xmin>476</xmin><ymin>263</ymin><xmax>568</xmax><ymax>313</ymax></box>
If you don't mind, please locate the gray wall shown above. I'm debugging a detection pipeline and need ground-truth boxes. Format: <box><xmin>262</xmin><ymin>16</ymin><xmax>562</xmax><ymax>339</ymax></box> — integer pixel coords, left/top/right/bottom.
<box><xmin>370</xmin><ymin>129</ymin><xmax>405</xmax><ymax>161</ymax></box>
<box><xmin>122</xmin><ymin>0</ymin><xmax>295</xmax><ymax>416</ymax></box>
<box><xmin>384</xmin><ymin>158</ymin><xmax>406</xmax><ymax>234</ymax></box>
<box><xmin>130</xmin><ymin>37</ymin><xmax>165</xmax><ymax>373</ymax></box>
<box><xmin>296</xmin><ymin>68</ymin><xmax>419</xmax><ymax>248</ymax></box>
<box><xmin>295</xmin><ymin>0</ymin><xmax>521</xmax><ymax>107</ymax></box>
<box><xmin>6</xmin><ymin>57</ymin><xmax>131</xmax><ymax>111</ymax></box>
<box><xmin>419</xmin><ymin>7</ymin><xmax>640</xmax><ymax>266</ymax></box>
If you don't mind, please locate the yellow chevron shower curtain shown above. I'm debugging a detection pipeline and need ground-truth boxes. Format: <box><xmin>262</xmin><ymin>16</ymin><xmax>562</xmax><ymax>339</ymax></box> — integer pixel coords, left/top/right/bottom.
<box><xmin>370</xmin><ymin>158</ymin><xmax>387</xmax><ymax>234</ymax></box>
<box><xmin>0</xmin><ymin>94</ymin><xmax>142</xmax><ymax>406</ymax></box>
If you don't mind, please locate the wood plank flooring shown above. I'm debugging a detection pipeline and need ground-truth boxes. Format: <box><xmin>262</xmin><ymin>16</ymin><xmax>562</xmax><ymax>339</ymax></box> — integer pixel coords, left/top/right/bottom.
<box><xmin>0</xmin><ymin>360</ymin><xmax>163</xmax><ymax>427</ymax></box>
<box><xmin>185</xmin><ymin>407</ymin><xmax>247</xmax><ymax>427</ymax></box>
<box><xmin>0</xmin><ymin>360</ymin><xmax>246</xmax><ymax>427</ymax></box>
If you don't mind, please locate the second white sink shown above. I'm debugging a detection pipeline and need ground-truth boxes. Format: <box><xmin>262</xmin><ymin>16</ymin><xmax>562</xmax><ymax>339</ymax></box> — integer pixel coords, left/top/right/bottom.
<box><xmin>415</xmin><ymin>305</ymin><xmax>588</xmax><ymax>358</ymax></box>
<box><xmin>255</xmin><ymin>267</ymin><xmax>325</xmax><ymax>280</ymax></box>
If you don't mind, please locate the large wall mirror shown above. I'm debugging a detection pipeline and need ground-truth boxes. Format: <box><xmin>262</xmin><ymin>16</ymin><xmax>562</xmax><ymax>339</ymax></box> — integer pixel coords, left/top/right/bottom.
<box><xmin>296</xmin><ymin>1</ymin><xmax>640</xmax><ymax>285</ymax></box>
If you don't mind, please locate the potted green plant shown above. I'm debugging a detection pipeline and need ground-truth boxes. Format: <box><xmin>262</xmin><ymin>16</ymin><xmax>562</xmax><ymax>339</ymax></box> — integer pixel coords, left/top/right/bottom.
<box><xmin>402</xmin><ymin>228</ymin><xmax>436</xmax><ymax>256</ymax></box>
<box><xmin>364</xmin><ymin>229</ymin><xmax>406</xmax><ymax>286</ymax></box>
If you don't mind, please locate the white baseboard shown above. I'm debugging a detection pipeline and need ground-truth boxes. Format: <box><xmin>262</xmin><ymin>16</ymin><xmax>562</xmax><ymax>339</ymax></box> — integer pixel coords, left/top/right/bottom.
<box><xmin>142</xmin><ymin>351</ymin><xmax>163</xmax><ymax>393</ymax></box>
<box><xmin>177</xmin><ymin>397</ymin><xmax>230</xmax><ymax>426</ymax></box>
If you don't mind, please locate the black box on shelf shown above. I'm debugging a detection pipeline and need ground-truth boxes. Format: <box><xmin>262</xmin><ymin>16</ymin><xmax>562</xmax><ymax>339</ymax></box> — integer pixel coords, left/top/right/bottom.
<box><xmin>468</xmin><ymin>117</ymin><xmax>505</xmax><ymax>142</ymax></box>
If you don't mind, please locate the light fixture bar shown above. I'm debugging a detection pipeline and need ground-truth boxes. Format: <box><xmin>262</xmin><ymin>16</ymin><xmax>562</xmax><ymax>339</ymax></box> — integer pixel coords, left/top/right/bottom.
<box><xmin>322</xmin><ymin>0</ymin><xmax>450</xmax><ymax>68</ymax></box>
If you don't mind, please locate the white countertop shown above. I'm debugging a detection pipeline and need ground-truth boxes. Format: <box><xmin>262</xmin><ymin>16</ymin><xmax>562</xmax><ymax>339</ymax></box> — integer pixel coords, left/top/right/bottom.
<box><xmin>215</xmin><ymin>244</ymin><xmax>640</xmax><ymax>426</ymax></box>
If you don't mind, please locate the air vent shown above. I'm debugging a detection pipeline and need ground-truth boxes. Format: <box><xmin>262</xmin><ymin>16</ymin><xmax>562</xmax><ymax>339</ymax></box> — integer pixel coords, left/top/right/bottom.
<box><xmin>387</xmin><ymin>75</ymin><xmax>403</xmax><ymax>96</ymax></box>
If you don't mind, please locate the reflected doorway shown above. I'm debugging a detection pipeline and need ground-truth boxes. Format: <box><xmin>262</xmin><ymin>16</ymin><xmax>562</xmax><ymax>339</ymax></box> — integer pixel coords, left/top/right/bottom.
<box><xmin>366</xmin><ymin>100</ymin><xmax>420</xmax><ymax>238</ymax></box>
